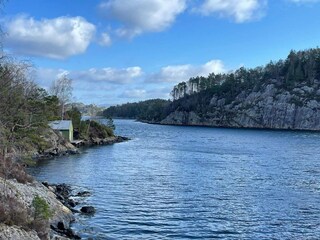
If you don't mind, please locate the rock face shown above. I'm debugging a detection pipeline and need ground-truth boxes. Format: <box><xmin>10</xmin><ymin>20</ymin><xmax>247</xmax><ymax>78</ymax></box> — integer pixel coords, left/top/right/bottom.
<box><xmin>0</xmin><ymin>178</ymin><xmax>75</xmax><ymax>240</ymax></box>
<box><xmin>171</xmin><ymin>79</ymin><xmax>202</xmax><ymax>100</ymax></box>
<box><xmin>83</xmin><ymin>135</ymin><xmax>130</xmax><ymax>146</ymax></box>
<box><xmin>0</xmin><ymin>225</ymin><xmax>40</xmax><ymax>240</ymax></box>
<box><xmin>161</xmin><ymin>83</ymin><xmax>320</xmax><ymax>130</ymax></box>
<box><xmin>31</xmin><ymin>129</ymin><xmax>79</xmax><ymax>160</ymax></box>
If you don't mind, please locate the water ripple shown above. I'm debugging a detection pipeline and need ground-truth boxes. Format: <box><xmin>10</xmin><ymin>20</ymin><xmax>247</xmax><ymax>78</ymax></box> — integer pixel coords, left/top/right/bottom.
<box><xmin>29</xmin><ymin>120</ymin><xmax>320</xmax><ymax>239</ymax></box>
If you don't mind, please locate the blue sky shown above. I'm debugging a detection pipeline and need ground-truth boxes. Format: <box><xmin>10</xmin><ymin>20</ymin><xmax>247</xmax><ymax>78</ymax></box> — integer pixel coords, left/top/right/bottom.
<box><xmin>3</xmin><ymin>0</ymin><xmax>320</xmax><ymax>106</ymax></box>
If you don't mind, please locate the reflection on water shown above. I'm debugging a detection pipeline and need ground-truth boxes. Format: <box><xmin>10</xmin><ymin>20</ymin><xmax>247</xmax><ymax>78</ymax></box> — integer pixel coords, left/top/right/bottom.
<box><xmin>29</xmin><ymin>120</ymin><xmax>320</xmax><ymax>239</ymax></box>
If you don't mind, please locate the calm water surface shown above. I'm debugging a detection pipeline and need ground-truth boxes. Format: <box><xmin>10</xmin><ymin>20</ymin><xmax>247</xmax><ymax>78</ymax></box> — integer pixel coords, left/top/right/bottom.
<box><xmin>29</xmin><ymin>120</ymin><xmax>320</xmax><ymax>239</ymax></box>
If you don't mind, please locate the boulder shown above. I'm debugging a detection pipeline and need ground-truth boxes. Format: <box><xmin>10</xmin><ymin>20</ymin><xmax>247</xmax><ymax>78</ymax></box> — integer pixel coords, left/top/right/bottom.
<box><xmin>80</xmin><ymin>206</ymin><xmax>95</xmax><ymax>214</ymax></box>
<box><xmin>76</xmin><ymin>191</ymin><xmax>91</xmax><ymax>197</ymax></box>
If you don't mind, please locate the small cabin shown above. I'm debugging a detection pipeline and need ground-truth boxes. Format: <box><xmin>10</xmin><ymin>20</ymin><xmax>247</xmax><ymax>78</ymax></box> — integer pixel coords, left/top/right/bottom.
<box><xmin>49</xmin><ymin>120</ymin><xmax>73</xmax><ymax>142</ymax></box>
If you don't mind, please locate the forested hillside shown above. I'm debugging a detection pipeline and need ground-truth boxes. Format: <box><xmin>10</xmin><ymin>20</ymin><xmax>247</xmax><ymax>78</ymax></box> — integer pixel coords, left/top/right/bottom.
<box><xmin>102</xmin><ymin>99</ymin><xmax>170</xmax><ymax>122</ymax></box>
<box><xmin>104</xmin><ymin>48</ymin><xmax>320</xmax><ymax>130</ymax></box>
<box><xmin>0</xmin><ymin>60</ymin><xmax>62</xmax><ymax>157</ymax></box>
<box><xmin>0</xmin><ymin>56</ymin><xmax>114</xmax><ymax>240</ymax></box>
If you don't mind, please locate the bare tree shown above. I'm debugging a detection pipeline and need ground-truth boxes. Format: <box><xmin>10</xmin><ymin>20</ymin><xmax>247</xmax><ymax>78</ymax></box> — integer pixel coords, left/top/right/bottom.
<box><xmin>49</xmin><ymin>74</ymin><xmax>73</xmax><ymax>120</ymax></box>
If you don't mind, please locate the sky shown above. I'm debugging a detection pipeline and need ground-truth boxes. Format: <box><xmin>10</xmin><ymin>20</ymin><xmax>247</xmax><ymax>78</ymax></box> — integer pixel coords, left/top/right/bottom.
<box><xmin>2</xmin><ymin>0</ymin><xmax>320</xmax><ymax>106</ymax></box>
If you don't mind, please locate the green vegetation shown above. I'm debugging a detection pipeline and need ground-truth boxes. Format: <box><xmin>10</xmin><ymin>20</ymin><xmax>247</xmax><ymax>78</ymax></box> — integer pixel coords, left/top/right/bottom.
<box><xmin>103</xmin><ymin>99</ymin><xmax>170</xmax><ymax>122</ymax></box>
<box><xmin>0</xmin><ymin>60</ymin><xmax>62</xmax><ymax>158</ymax></box>
<box><xmin>168</xmin><ymin>48</ymin><xmax>320</xmax><ymax>115</ymax></box>
<box><xmin>0</xmin><ymin>194</ymin><xmax>52</xmax><ymax>239</ymax></box>
<box><xmin>64</xmin><ymin>107</ymin><xmax>115</xmax><ymax>139</ymax></box>
<box><xmin>32</xmin><ymin>195</ymin><xmax>52</xmax><ymax>220</ymax></box>
<box><xmin>103</xmin><ymin>48</ymin><xmax>320</xmax><ymax>121</ymax></box>
<box><xmin>79</xmin><ymin>120</ymin><xmax>114</xmax><ymax>139</ymax></box>
<box><xmin>65</xmin><ymin>107</ymin><xmax>82</xmax><ymax>129</ymax></box>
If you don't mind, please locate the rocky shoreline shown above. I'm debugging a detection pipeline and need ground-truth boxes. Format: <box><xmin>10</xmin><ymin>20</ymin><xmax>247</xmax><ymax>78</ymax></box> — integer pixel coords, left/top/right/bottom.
<box><xmin>159</xmin><ymin>83</ymin><xmax>320</xmax><ymax>131</ymax></box>
<box><xmin>34</xmin><ymin>135</ymin><xmax>130</xmax><ymax>239</ymax></box>
<box><xmin>32</xmin><ymin>135</ymin><xmax>130</xmax><ymax>161</ymax></box>
<box><xmin>43</xmin><ymin>182</ymin><xmax>95</xmax><ymax>239</ymax></box>
<box><xmin>0</xmin><ymin>179</ymin><xmax>96</xmax><ymax>239</ymax></box>
<box><xmin>0</xmin><ymin>134</ymin><xmax>130</xmax><ymax>240</ymax></box>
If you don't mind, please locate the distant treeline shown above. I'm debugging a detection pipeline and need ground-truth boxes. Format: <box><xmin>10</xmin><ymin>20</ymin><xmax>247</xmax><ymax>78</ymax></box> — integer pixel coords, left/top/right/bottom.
<box><xmin>102</xmin><ymin>99</ymin><xmax>170</xmax><ymax>122</ymax></box>
<box><xmin>102</xmin><ymin>48</ymin><xmax>320</xmax><ymax>121</ymax></box>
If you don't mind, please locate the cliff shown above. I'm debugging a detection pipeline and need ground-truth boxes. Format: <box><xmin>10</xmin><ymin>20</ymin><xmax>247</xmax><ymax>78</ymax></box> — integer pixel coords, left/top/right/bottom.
<box><xmin>159</xmin><ymin>48</ymin><xmax>320</xmax><ymax>130</ymax></box>
<box><xmin>103</xmin><ymin>48</ymin><xmax>320</xmax><ymax>131</ymax></box>
<box><xmin>161</xmin><ymin>82</ymin><xmax>320</xmax><ymax>130</ymax></box>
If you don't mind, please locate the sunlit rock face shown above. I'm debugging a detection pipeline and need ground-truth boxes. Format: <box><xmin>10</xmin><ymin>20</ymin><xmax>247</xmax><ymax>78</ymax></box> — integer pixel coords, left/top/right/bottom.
<box><xmin>164</xmin><ymin>83</ymin><xmax>320</xmax><ymax>130</ymax></box>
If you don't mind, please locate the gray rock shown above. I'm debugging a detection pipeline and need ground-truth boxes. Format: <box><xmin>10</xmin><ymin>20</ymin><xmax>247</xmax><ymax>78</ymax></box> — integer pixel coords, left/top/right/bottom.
<box><xmin>0</xmin><ymin>179</ymin><xmax>74</xmax><ymax>235</ymax></box>
<box><xmin>80</xmin><ymin>206</ymin><xmax>95</xmax><ymax>214</ymax></box>
<box><xmin>0</xmin><ymin>225</ymin><xmax>40</xmax><ymax>240</ymax></box>
<box><xmin>301</xmin><ymin>86</ymin><xmax>314</xmax><ymax>94</ymax></box>
<box><xmin>161</xmin><ymin>83</ymin><xmax>320</xmax><ymax>131</ymax></box>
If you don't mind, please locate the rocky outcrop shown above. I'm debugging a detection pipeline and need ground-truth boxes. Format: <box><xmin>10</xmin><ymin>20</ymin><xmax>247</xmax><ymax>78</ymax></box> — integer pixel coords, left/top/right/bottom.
<box><xmin>31</xmin><ymin>129</ymin><xmax>79</xmax><ymax>160</ymax></box>
<box><xmin>0</xmin><ymin>178</ymin><xmax>76</xmax><ymax>239</ymax></box>
<box><xmin>84</xmin><ymin>136</ymin><xmax>130</xmax><ymax>146</ymax></box>
<box><xmin>162</xmin><ymin>83</ymin><xmax>320</xmax><ymax>130</ymax></box>
<box><xmin>0</xmin><ymin>225</ymin><xmax>40</xmax><ymax>240</ymax></box>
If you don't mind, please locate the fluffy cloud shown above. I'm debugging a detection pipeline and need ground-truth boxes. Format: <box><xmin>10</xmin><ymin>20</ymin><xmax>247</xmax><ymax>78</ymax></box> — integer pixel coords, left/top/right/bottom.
<box><xmin>34</xmin><ymin>60</ymin><xmax>225</xmax><ymax>104</ymax></box>
<box><xmin>4</xmin><ymin>15</ymin><xmax>96</xmax><ymax>59</ymax></box>
<box><xmin>37</xmin><ymin>66</ymin><xmax>143</xmax><ymax>86</ymax></box>
<box><xmin>195</xmin><ymin>0</ymin><xmax>267</xmax><ymax>23</ymax></box>
<box><xmin>149</xmin><ymin>60</ymin><xmax>226</xmax><ymax>83</ymax></box>
<box><xmin>119</xmin><ymin>87</ymin><xmax>171</xmax><ymax>100</ymax></box>
<box><xmin>99</xmin><ymin>32</ymin><xmax>112</xmax><ymax>46</ymax></box>
<box><xmin>120</xmin><ymin>89</ymin><xmax>147</xmax><ymax>98</ymax></box>
<box><xmin>75</xmin><ymin>67</ymin><xmax>143</xmax><ymax>84</ymax></box>
<box><xmin>99</xmin><ymin>0</ymin><xmax>186</xmax><ymax>38</ymax></box>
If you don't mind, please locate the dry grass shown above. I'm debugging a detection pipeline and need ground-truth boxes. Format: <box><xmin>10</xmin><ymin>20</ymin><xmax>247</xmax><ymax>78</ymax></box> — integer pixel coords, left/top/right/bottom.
<box><xmin>0</xmin><ymin>157</ymin><xmax>33</xmax><ymax>184</ymax></box>
<box><xmin>0</xmin><ymin>156</ymin><xmax>49</xmax><ymax>240</ymax></box>
<box><xmin>0</xmin><ymin>195</ymin><xmax>30</xmax><ymax>230</ymax></box>
<box><xmin>0</xmin><ymin>195</ymin><xmax>50</xmax><ymax>240</ymax></box>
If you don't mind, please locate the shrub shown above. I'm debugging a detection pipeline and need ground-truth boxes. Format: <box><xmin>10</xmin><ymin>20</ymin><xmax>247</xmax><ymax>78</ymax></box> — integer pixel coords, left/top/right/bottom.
<box><xmin>79</xmin><ymin>120</ymin><xmax>114</xmax><ymax>139</ymax></box>
<box><xmin>0</xmin><ymin>157</ymin><xmax>33</xmax><ymax>184</ymax></box>
<box><xmin>32</xmin><ymin>195</ymin><xmax>52</xmax><ymax>220</ymax></box>
<box><xmin>30</xmin><ymin>218</ymin><xmax>49</xmax><ymax>240</ymax></box>
<box><xmin>32</xmin><ymin>195</ymin><xmax>52</xmax><ymax>240</ymax></box>
<box><xmin>0</xmin><ymin>195</ymin><xmax>30</xmax><ymax>230</ymax></box>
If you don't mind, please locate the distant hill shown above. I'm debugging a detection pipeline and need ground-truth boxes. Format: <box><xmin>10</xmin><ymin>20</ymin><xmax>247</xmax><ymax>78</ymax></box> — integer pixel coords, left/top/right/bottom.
<box><xmin>66</xmin><ymin>102</ymin><xmax>104</xmax><ymax>116</ymax></box>
<box><xmin>104</xmin><ymin>48</ymin><xmax>320</xmax><ymax>130</ymax></box>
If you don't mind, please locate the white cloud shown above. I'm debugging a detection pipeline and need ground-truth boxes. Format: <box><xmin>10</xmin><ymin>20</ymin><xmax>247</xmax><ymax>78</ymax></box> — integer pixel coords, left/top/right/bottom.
<box><xmin>76</xmin><ymin>67</ymin><xmax>143</xmax><ymax>84</ymax></box>
<box><xmin>34</xmin><ymin>60</ymin><xmax>225</xmax><ymax>104</ymax></box>
<box><xmin>36</xmin><ymin>66</ymin><xmax>143</xmax><ymax>87</ymax></box>
<box><xmin>149</xmin><ymin>60</ymin><xmax>226</xmax><ymax>83</ymax></box>
<box><xmin>99</xmin><ymin>0</ymin><xmax>186</xmax><ymax>38</ymax></box>
<box><xmin>120</xmin><ymin>89</ymin><xmax>147</xmax><ymax>98</ymax></box>
<box><xmin>99</xmin><ymin>32</ymin><xmax>112</xmax><ymax>46</ymax></box>
<box><xmin>4</xmin><ymin>15</ymin><xmax>96</xmax><ymax>59</ymax></box>
<box><xmin>195</xmin><ymin>0</ymin><xmax>267</xmax><ymax>23</ymax></box>
<box><xmin>35</xmin><ymin>68</ymin><xmax>70</xmax><ymax>88</ymax></box>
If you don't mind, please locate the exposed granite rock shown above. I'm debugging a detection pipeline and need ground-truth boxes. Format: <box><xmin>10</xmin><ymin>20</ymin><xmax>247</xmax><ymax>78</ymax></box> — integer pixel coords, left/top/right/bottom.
<box><xmin>0</xmin><ymin>178</ymin><xmax>75</xmax><ymax>239</ymax></box>
<box><xmin>82</xmin><ymin>135</ymin><xmax>130</xmax><ymax>146</ymax></box>
<box><xmin>161</xmin><ymin>83</ymin><xmax>320</xmax><ymax>130</ymax></box>
<box><xmin>0</xmin><ymin>224</ymin><xmax>40</xmax><ymax>240</ymax></box>
<box><xmin>31</xmin><ymin>129</ymin><xmax>79</xmax><ymax>161</ymax></box>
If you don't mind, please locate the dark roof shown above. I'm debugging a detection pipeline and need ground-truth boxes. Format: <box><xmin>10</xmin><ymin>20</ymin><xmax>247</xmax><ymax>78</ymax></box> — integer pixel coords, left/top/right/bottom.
<box><xmin>49</xmin><ymin>120</ymin><xmax>72</xmax><ymax>130</ymax></box>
